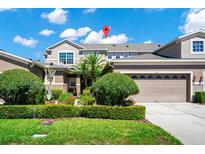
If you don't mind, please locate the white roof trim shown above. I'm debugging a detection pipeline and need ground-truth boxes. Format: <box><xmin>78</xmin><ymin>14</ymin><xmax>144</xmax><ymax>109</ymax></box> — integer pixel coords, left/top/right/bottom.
<box><xmin>111</xmin><ymin>59</ymin><xmax>205</xmax><ymax>63</ymax></box>
<box><xmin>46</xmin><ymin>39</ymin><xmax>85</xmax><ymax>50</ymax></box>
<box><xmin>80</xmin><ymin>48</ymin><xmax>108</xmax><ymax>51</ymax></box>
<box><xmin>0</xmin><ymin>49</ymin><xmax>32</xmax><ymax>63</ymax></box>
<box><xmin>178</xmin><ymin>29</ymin><xmax>205</xmax><ymax>39</ymax></box>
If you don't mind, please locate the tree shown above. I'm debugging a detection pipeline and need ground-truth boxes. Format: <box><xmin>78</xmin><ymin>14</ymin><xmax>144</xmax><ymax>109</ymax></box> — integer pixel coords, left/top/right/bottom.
<box><xmin>72</xmin><ymin>58</ymin><xmax>90</xmax><ymax>87</ymax></box>
<box><xmin>72</xmin><ymin>53</ymin><xmax>112</xmax><ymax>87</ymax></box>
<box><xmin>86</xmin><ymin>54</ymin><xmax>105</xmax><ymax>84</ymax></box>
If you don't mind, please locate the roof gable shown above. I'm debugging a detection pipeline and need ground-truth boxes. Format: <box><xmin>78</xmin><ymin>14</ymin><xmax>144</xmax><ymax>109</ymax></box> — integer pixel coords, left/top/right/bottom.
<box><xmin>0</xmin><ymin>49</ymin><xmax>31</xmax><ymax>64</ymax></box>
<box><xmin>47</xmin><ymin>39</ymin><xmax>85</xmax><ymax>50</ymax></box>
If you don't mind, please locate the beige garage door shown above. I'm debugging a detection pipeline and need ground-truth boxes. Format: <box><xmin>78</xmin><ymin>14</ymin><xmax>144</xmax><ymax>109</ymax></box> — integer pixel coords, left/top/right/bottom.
<box><xmin>132</xmin><ymin>74</ymin><xmax>188</xmax><ymax>102</ymax></box>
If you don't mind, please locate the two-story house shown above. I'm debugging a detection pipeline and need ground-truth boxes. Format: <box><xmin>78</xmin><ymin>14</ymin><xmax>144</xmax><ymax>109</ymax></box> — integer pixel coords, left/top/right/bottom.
<box><xmin>1</xmin><ymin>29</ymin><xmax>205</xmax><ymax>102</ymax></box>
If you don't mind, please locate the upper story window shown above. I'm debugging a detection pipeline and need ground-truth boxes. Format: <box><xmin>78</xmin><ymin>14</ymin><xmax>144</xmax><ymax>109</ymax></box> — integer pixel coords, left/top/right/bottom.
<box><xmin>59</xmin><ymin>51</ymin><xmax>74</xmax><ymax>65</ymax></box>
<box><xmin>124</xmin><ymin>53</ymin><xmax>129</xmax><ymax>58</ymax></box>
<box><xmin>116</xmin><ymin>53</ymin><xmax>120</xmax><ymax>59</ymax></box>
<box><xmin>192</xmin><ymin>41</ymin><xmax>204</xmax><ymax>52</ymax></box>
<box><xmin>108</xmin><ymin>53</ymin><xmax>112</xmax><ymax>59</ymax></box>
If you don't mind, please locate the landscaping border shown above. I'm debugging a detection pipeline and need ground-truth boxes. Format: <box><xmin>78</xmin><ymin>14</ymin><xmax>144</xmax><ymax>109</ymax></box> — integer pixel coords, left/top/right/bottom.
<box><xmin>0</xmin><ymin>105</ymin><xmax>145</xmax><ymax>120</ymax></box>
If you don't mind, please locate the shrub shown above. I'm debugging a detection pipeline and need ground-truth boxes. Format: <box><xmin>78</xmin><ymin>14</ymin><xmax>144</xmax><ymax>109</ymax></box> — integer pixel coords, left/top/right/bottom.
<box><xmin>81</xmin><ymin>105</ymin><xmax>145</xmax><ymax>120</ymax></box>
<box><xmin>58</xmin><ymin>92</ymin><xmax>73</xmax><ymax>102</ymax></box>
<box><xmin>52</xmin><ymin>89</ymin><xmax>63</xmax><ymax>100</ymax></box>
<box><xmin>80</xmin><ymin>95</ymin><xmax>95</xmax><ymax>105</ymax></box>
<box><xmin>195</xmin><ymin>91</ymin><xmax>205</xmax><ymax>104</ymax></box>
<box><xmin>0</xmin><ymin>69</ymin><xmax>45</xmax><ymax>105</ymax></box>
<box><xmin>91</xmin><ymin>73</ymin><xmax>139</xmax><ymax>106</ymax></box>
<box><xmin>36</xmin><ymin>105</ymin><xmax>80</xmax><ymax>118</ymax></box>
<box><xmin>82</xmin><ymin>87</ymin><xmax>91</xmax><ymax>95</ymax></box>
<box><xmin>64</xmin><ymin>96</ymin><xmax>76</xmax><ymax>105</ymax></box>
<box><xmin>0</xmin><ymin>105</ymin><xmax>145</xmax><ymax>120</ymax></box>
<box><xmin>0</xmin><ymin>105</ymin><xmax>33</xmax><ymax>119</ymax></box>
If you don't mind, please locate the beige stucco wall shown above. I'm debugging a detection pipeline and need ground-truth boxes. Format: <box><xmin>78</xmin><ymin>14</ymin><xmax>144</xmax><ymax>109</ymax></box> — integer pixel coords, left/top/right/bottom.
<box><xmin>45</xmin><ymin>42</ymin><xmax>80</xmax><ymax>65</ymax></box>
<box><xmin>181</xmin><ymin>38</ymin><xmax>205</xmax><ymax>59</ymax></box>
<box><xmin>156</xmin><ymin>42</ymin><xmax>181</xmax><ymax>58</ymax></box>
<box><xmin>0</xmin><ymin>55</ymin><xmax>28</xmax><ymax>72</ymax></box>
<box><xmin>0</xmin><ymin>55</ymin><xmax>45</xmax><ymax>82</ymax></box>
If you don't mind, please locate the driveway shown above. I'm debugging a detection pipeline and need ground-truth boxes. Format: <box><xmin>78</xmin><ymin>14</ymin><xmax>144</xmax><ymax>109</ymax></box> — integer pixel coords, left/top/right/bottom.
<box><xmin>138</xmin><ymin>102</ymin><xmax>205</xmax><ymax>145</ymax></box>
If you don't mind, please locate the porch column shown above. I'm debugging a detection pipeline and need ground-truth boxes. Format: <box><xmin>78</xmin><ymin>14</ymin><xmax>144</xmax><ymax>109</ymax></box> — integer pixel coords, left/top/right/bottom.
<box><xmin>76</xmin><ymin>75</ymin><xmax>81</xmax><ymax>96</ymax></box>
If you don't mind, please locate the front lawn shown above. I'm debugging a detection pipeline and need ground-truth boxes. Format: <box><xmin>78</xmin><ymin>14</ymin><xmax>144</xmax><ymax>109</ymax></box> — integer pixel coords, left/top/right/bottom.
<box><xmin>0</xmin><ymin>118</ymin><xmax>181</xmax><ymax>145</ymax></box>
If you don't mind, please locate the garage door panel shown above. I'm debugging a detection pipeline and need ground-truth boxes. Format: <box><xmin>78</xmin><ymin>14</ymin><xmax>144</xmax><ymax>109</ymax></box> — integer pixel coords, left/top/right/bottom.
<box><xmin>133</xmin><ymin>74</ymin><xmax>188</xmax><ymax>102</ymax></box>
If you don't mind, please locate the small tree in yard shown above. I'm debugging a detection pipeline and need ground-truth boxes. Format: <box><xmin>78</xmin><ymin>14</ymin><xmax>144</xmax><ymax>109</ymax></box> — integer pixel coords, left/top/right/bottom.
<box><xmin>91</xmin><ymin>73</ymin><xmax>139</xmax><ymax>106</ymax></box>
<box><xmin>0</xmin><ymin>69</ymin><xmax>45</xmax><ymax>105</ymax></box>
<box><xmin>72</xmin><ymin>53</ymin><xmax>112</xmax><ymax>87</ymax></box>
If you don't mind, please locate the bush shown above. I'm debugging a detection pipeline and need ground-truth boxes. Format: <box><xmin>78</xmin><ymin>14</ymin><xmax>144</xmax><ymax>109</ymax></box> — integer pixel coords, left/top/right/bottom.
<box><xmin>195</xmin><ymin>92</ymin><xmax>205</xmax><ymax>104</ymax></box>
<box><xmin>81</xmin><ymin>105</ymin><xmax>145</xmax><ymax>120</ymax></box>
<box><xmin>0</xmin><ymin>105</ymin><xmax>145</xmax><ymax>120</ymax></box>
<box><xmin>91</xmin><ymin>73</ymin><xmax>139</xmax><ymax>106</ymax></box>
<box><xmin>80</xmin><ymin>95</ymin><xmax>95</xmax><ymax>105</ymax></box>
<box><xmin>52</xmin><ymin>89</ymin><xmax>63</xmax><ymax>100</ymax></box>
<box><xmin>0</xmin><ymin>105</ymin><xmax>33</xmax><ymax>119</ymax></box>
<box><xmin>0</xmin><ymin>69</ymin><xmax>45</xmax><ymax>105</ymax></box>
<box><xmin>64</xmin><ymin>96</ymin><xmax>76</xmax><ymax>105</ymax></box>
<box><xmin>58</xmin><ymin>92</ymin><xmax>73</xmax><ymax>102</ymax></box>
<box><xmin>36</xmin><ymin>105</ymin><xmax>80</xmax><ymax>118</ymax></box>
<box><xmin>82</xmin><ymin>87</ymin><xmax>91</xmax><ymax>95</ymax></box>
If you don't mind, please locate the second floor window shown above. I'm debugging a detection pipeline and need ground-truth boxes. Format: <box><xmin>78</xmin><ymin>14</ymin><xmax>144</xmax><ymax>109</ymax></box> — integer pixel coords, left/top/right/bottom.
<box><xmin>193</xmin><ymin>41</ymin><xmax>204</xmax><ymax>52</ymax></box>
<box><xmin>59</xmin><ymin>52</ymin><xmax>74</xmax><ymax>64</ymax></box>
<box><xmin>116</xmin><ymin>53</ymin><xmax>120</xmax><ymax>59</ymax></box>
<box><xmin>108</xmin><ymin>54</ymin><xmax>112</xmax><ymax>59</ymax></box>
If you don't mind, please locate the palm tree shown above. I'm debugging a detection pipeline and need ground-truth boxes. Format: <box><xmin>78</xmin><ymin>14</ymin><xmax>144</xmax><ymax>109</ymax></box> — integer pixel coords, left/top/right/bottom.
<box><xmin>72</xmin><ymin>57</ymin><xmax>90</xmax><ymax>87</ymax></box>
<box><xmin>72</xmin><ymin>53</ymin><xmax>109</xmax><ymax>87</ymax></box>
<box><xmin>86</xmin><ymin>54</ymin><xmax>105</xmax><ymax>84</ymax></box>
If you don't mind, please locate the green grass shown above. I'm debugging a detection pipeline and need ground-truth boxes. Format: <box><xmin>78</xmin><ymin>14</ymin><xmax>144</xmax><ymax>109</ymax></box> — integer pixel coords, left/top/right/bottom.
<box><xmin>0</xmin><ymin>118</ymin><xmax>181</xmax><ymax>145</ymax></box>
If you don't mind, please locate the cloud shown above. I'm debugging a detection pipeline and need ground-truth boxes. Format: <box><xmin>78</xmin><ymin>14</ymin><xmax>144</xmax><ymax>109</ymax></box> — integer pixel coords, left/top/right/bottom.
<box><xmin>39</xmin><ymin>29</ymin><xmax>55</xmax><ymax>36</ymax></box>
<box><xmin>144</xmin><ymin>8</ymin><xmax>165</xmax><ymax>12</ymax></box>
<box><xmin>179</xmin><ymin>9</ymin><xmax>205</xmax><ymax>33</ymax></box>
<box><xmin>143</xmin><ymin>39</ymin><xmax>153</xmax><ymax>44</ymax></box>
<box><xmin>13</xmin><ymin>35</ymin><xmax>38</xmax><ymax>48</ymax></box>
<box><xmin>83</xmin><ymin>8</ymin><xmax>97</xmax><ymax>14</ymax></box>
<box><xmin>0</xmin><ymin>8</ymin><xmax>14</xmax><ymax>12</ymax></box>
<box><xmin>83</xmin><ymin>30</ymin><xmax>129</xmax><ymax>44</ymax></box>
<box><xmin>41</xmin><ymin>8</ymin><xmax>68</xmax><ymax>24</ymax></box>
<box><xmin>60</xmin><ymin>27</ymin><xmax>92</xmax><ymax>40</ymax></box>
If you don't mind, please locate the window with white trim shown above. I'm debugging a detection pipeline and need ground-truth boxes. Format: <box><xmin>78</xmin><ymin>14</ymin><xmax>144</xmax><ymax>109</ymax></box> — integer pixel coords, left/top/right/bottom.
<box><xmin>192</xmin><ymin>41</ymin><xmax>204</xmax><ymax>52</ymax></box>
<box><xmin>108</xmin><ymin>53</ymin><xmax>112</xmax><ymax>59</ymax></box>
<box><xmin>59</xmin><ymin>52</ymin><xmax>74</xmax><ymax>64</ymax></box>
<box><xmin>116</xmin><ymin>53</ymin><xmax>120</xmax><ymax>59</ymax></box>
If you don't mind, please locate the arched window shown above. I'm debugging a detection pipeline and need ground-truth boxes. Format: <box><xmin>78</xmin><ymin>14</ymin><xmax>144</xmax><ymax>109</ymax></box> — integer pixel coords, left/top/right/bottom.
<box><xmin>156</xmin><ymin>75</ymin><xmax>162</xmax><ymax>79</ymax></box>
<box><xmin>164</xmin><ymin>75</ymin><xmax>170</xmax><ymax>79</ymax></box>
<box><xmin>172</xmin><ymin>75</ymin><xmax>178</xmax><ymax>79</ymax></box>
<box><xmin>148</xmin><ymin>75</ymin><xmax>154</xmax><ymax>79</ymax></box>
<box><xmin>131</xmin><ymin>75</ymin><xmax>137</xmax><ymax>79</ymax></box>
<box><xmin>180</xmin><ymin>75</ymin><xmax>186</xmax><ymax>79</ymax></box>
<box><xmin>139</xmin><ymin>75</ymin><xmax>146</xmax><ymax>79</ymax></box>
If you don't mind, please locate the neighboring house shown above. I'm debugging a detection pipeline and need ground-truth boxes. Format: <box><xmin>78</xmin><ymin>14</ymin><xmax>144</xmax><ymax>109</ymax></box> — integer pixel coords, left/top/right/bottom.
<box><xmin>1</xmin><ymin>29</ymin><xmax>205</xmax><ymax>102</ymax></box>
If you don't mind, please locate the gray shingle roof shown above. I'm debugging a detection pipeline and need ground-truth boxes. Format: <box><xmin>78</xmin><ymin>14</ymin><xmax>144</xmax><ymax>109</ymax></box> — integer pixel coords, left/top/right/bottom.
<box><xmin>117</xmin><ymin>53</ymin><xmax>176</xmax><ymax>60</ymax></box>
<box><xmin>81</xmin><ymin>44</ymin><xmax>162</xmax><ymax>53</ymax></box>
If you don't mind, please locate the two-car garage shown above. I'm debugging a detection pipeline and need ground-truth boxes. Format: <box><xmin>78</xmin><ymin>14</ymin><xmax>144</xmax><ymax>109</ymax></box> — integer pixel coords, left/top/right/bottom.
<box><xmin>131</xmin><ymin>73</ymin><xmax>191</xmax><ymax>102</ymax></box>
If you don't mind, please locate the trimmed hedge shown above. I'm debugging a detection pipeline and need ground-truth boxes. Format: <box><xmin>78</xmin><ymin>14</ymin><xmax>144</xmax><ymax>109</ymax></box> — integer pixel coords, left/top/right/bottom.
<box><xmin>0</xmin><ymin>106</ymin><xmax>33</xmax><ymax>119</ymax></box>
<box><xmin>81</xmin><ymin>106</ymin><xmax>145</xmax><ymax>120</ymax></box>
<box><xmin>36</xmin><ymin>105</ymin><xmax>80</xmax><ymax>118</ymax></box>
<box><xmin>0</xmin><ymin>105</ymin><xmax>145</xmax><ymax>120</ymax></box>
<box><xmin>195</xmin><ymin>92</ymin><xmax>205</xmax><ymax>104</ymax></box>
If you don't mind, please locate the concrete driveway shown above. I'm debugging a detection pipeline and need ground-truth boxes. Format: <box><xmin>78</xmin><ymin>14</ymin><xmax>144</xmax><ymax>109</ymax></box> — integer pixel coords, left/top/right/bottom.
<box><xmin>138</xmin><ymin>102</ymin><xmax>205</xmax><ymax>145</ymax></box>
